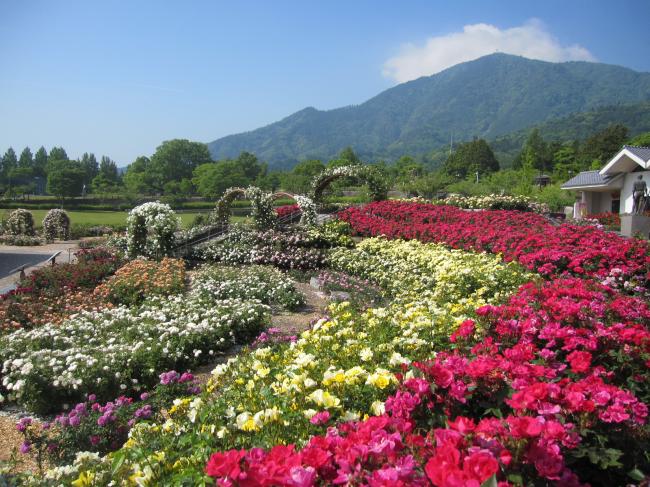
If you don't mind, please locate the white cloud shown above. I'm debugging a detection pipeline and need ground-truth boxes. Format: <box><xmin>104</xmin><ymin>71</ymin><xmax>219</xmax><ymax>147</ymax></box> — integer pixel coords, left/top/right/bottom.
<box><xmin>383</xmin><ymin>19</ymin><xmax>596</xmax><ymax>83</ymax></box>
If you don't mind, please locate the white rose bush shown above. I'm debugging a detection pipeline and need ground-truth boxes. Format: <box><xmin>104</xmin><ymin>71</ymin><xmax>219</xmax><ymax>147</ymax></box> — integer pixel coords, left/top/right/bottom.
<box><xmin>42</xmin><ymin>208</ymin><xmax>71</xmax><ymax>241</ymax></box>
<box><xmin>126</xmin><ymin>201</ymin><xmax>179</xmax><ymax>259</ymax></box>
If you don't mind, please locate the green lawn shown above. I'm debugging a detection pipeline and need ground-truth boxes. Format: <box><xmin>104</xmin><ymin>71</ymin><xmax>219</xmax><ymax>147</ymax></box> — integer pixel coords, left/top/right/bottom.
<box><xmin>3</xmin><ymin>209</ymin><xmax>249</xmax><ymax>229</ymax></box>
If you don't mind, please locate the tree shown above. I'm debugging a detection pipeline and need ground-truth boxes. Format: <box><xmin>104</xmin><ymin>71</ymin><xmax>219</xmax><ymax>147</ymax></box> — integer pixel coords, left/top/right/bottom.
<box><xmin>394</xmin><ymin>155</ymin><xmax>424</xmax><ymax>178</ymax></box>
<box><xmin>80</xmin><ymin>153</ymin><xmax>99</xmax><ymax>186</ymax></box>
<box><xmin>579</xmin><ymin>124</ymin><xmax>629</xmax><ymax>168</ymax></box>
<box><xmin>92</xmin><ymin>157</ymin><xmax>121</xmax><ymax>194</ymax></box>
<box><xmin>149</xmin><ymin>139</ymin><xmax>212</xmax><ymax>190</ymax></box>
<box><xmin>46</xmin><ymin>160</ymin><xmax>85</xmax><ymax>200</ymax></box>
<box><xmin>192</xmin><ymin>161</ymin><xmax>248</xmax><ymax>198</ymax></box>
<box><xmin>2</xmin><ymin>147</ymin><xmax>18</xmax><ymax>173</ymax></box>
<box><xmin>443</xmin><ymin>139</ymin><xmax>499</xmax><ymax>179</ymax></box>
<box><xmin>18</xmin><ymin>147</ymin><xmax>33</xmax><ymax>169</ymax></box>
<box><xmin>33</xmin><ymin>146</ymin><xmax>48</xmax><ymax>177</ymax></box>
<box><xmin>514</xmin><ymin>129</ymin><xmax>553</xmax><ymax>172</ymax></box>
<box><xmin>124</xmin><ymin>156</ymin><xmax>156</xmax><ymax>194</ymax></box>
<box><xmin>235</xmin><ymin>151</ymin><xmax>265</xmax><ymax>181</ymax></box>
<box><xmin>282</xmin><ymin>159</ymin><xmax>325</xmax><ymax>193</ymax></box>
<box><xmin>49</xmin><ymin>146</ymin><xmax>68</xmax><ymax>161</ymax></box>
<box><xmin>1</xmin><ymin>148</ymin><xmax>18</xmax><ymax>193</ymax></box>
<box><xmin>628</xmin><ymin>131</ymin><xmax>650</xmax><ymax>147</ymax></box>
<box><xmin>338</xmin><ymin>146</ymin><xmax>361</xmax><ymax>165</ymax></box>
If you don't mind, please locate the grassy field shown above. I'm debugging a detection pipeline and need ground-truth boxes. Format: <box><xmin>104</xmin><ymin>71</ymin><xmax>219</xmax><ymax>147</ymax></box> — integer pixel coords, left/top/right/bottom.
<box><xmin>2</xmin><ymin>209</ymin><xmax>249</xmax><ymax>229</ymax></box>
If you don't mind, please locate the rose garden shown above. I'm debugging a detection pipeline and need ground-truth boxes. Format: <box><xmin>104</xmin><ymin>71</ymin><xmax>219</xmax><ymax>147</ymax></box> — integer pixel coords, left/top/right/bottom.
<box><xmin>0</xmin><ymin>167</ymin><xmax>648</xmax><ymax>486</ymax></box>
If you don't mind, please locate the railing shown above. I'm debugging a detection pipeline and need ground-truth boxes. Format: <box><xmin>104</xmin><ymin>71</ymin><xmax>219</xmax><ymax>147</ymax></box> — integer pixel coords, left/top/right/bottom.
<box><xmin>7</xmin><ymin>250</ymin><xmax>63</xmax><ymax>281</ymax></box>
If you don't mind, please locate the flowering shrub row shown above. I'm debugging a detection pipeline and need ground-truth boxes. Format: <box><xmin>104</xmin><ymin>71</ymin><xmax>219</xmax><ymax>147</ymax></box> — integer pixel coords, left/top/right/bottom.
<box><xmin>201</xmin><ymin>277</ymin><xmax>649</xmax><ymax>487</ymax></box>
<box><xmin>52</xmin><ymin>239</ymin><xmax>530</xmax><ymax>484</ymax></box>
<box><xmin>330</xmin><ymin>238</ymin><xmax>530</xmax><ymax>306</ymax></box>
<box><xmin>201</xmin><ymin>227</ymin><xmax>329</xmax><ymax>270</ymax></box>
<box><xmin>0</xmin><ymin>262</ymin><xmax>276</xmax><ymax>413</ymax></box>
<box><xmin>94</xmin><ymin>257</ymin><xmax>186</xmax><ymax>306</ymax></box>
<box><xmin>192</xmin><ymin>265</ymin><xmax>305</xmax><ymax>311</ymax></box>
<box><xmin>339</xmin><ymin>201</ymin><xmax>650</xmax><ymax>290</ymax></box>
<box><xmin>438</xmin><ymin>193</ymin><xmax>550</xmax><ymax>213</ymax></box>
<box><xmin>588</xmin><ymin>211</ymin><xmax>621</xmax><ymax>229</ymax></box>
<box><xmin>275</xmin><ymin>204</ymin><xmax>301</xmax><ymax>219</ymax></box>
<box><xmin>17</xmin><ymin>370</ymin><xmax>202</xmax><ymax>466</ymax></box>
<box><xmin>0</xmin><ymin>248</ymin><xmax>122</xmax><ymax>333</ymax></box>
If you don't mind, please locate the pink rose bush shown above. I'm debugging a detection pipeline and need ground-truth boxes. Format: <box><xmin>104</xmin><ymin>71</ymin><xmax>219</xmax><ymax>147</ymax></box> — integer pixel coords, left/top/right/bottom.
<box><xmin>204</xmin><ymin>275</ymin><xmax>650</xmax><ymax>486</ymax></box>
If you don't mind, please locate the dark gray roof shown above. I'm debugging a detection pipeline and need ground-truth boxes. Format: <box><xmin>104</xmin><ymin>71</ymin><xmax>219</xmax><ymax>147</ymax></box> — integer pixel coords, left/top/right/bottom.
<box><xmin>561</xmin><ymin>170</ymin><xmax>622</xmax><ymax>189</ymax></box>
<box><xmin>624</xmin><ymin>145</ymin><xmax>650</xmax><ymax>162</ymax></box>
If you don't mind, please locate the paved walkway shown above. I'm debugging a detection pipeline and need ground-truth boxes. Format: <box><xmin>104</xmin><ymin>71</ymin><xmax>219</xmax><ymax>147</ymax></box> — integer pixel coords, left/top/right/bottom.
<box><xmin>0</xmin><ymin>241</ymin><xmax>80</xmax><ymax>293</ymax></box>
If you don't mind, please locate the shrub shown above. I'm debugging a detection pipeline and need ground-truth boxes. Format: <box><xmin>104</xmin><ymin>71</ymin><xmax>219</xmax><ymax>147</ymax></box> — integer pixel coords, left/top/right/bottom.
<box><xmin>126</xmin><ymin>202</ymin><xmax>179</xmax><ymax>259</ymax></box>
<box><xmin>42</xmin><ymin>209</ymin><xmax>70</xmax><ymax>242</ymax></box>
<box><xmin>18</xmin><ymin>371</ymin><xmax>202</xmax><ymax>466</ymax></box>
<box><xmin>5</xmin><ymin>209</ymin><xmax>35</xmax><ymax>236</ymax></box>
<box><xmin>0</xmin><ymin>294</ymin><xmax>268</xmax><ymax>414</ymax></box>
<box><xmin>94</xmin><ymin>258</ymin><xmax>186</xmax><ymax>306</ymax></box>
<box><xmin>192</xmin><ymin>265</ymin><xmax>304</xmax><ymax>310</ymax></box>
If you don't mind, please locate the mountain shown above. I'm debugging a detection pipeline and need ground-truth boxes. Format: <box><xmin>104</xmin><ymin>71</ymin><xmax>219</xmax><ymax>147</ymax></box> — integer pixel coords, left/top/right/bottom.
<box><xmin>207</xmin><ymin>53</ymin><xmax>650</xmax><ymax>169</ymax></box>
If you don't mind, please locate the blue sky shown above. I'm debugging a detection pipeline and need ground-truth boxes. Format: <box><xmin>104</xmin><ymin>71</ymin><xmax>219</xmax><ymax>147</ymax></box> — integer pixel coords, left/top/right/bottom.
<box><xmin>1</xmin><ymin>0</ymin><xmax>649</xmax><ymax>165</ymax></box>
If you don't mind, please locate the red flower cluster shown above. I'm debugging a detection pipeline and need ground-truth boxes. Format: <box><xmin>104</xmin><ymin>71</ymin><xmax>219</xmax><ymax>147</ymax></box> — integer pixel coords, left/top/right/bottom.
<box><xmin>205</xmin><ymin>276</ymin><xmax>650</xmax><ymax>486</ymax></box>
<box><xmin>338</xmin><ymin>201</ymin><xmax>650</xmax><ymax>286</ymax></box>
<box><xmin>276</xmin><ymin>204</ymin><xmax>302</xmax><ymax>219</ymax></box>
<box><xmin>588</xmin><ymin>212</ymin><xmax>621</xmax><ymax>228</ymax></box>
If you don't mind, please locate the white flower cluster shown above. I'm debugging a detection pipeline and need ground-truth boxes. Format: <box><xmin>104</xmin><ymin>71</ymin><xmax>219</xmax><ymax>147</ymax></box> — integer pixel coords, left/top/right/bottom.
<box><xmin>42</xmin><ymin>208</ymin><xmax>71</xmax><ymax>242</ymax></box>
<box><xmin>0</xmin><ymin>267</ymin><xmax>270</xmax><ymax>412</ymax></box>
<box><xmin>5</xmin><ymin>208</ymin><xmax>35</xmax><ymax>236</ymax></box>
<box><xmin>439</xmin><ymin>194</ymin><xmax>550</xmax><ymax>214</ymax></box>
<box><xmin>192</xmin><ymin>265</ymin><xmax>304</xmax><ymax>310</ymax></box>
<box><xmin>126</xmin><ymin>201</ymin><xmax>180</xmax><ymax>259</ymax></box>
<box><xmin>294</xmin><ymin>194</ymin><xmax>317</xmax><ymax>226</ymax></box>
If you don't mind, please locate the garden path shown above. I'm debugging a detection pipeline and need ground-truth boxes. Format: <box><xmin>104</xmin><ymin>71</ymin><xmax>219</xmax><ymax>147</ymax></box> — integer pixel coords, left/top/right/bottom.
<box><xmin>192</xmin><ymin>280</ymin><xmax>328</xmax><ymax>383</ymax></box>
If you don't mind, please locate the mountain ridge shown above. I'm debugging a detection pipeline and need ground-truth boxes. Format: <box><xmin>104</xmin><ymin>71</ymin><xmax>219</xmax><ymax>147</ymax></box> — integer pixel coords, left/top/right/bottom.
<box><xmin>208</xmin><ymin>53</ymin><xmax>650</xmax><ymax>169</ymax></box>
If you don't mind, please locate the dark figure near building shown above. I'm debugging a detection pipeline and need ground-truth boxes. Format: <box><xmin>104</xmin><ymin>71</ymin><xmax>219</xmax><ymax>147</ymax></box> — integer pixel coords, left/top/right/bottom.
<box><xmin>632</xmin><ymin>175</ymin><xmax>647</xmax><ymax>214</ymax></box>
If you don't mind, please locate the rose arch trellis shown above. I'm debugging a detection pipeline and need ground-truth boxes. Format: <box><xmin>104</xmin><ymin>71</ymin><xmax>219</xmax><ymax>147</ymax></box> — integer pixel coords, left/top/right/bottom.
<box><xmin>214</xmin><ymin>187</ymin><xmax>316</xmax><ymax>229</ymax></box>
<box><xmin>271</xmin><ymin>191</ymin><xmax>317</xmax><ymax>226</ymax></box>
<box><xmin>310</xmin><ymin>165</ymin><xmax>389</xmax><ymax>203</ymax></box>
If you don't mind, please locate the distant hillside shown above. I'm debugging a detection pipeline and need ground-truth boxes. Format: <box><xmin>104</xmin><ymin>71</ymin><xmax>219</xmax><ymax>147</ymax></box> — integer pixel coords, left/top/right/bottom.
<box><xmin>490</xmin><ymin>101</ymin><xmax>650</xmax><ymax>167</ymax></box>
<box><xmin>207</xmin><ymin>53</ymin><xmax>650</xmax><ymax>169</ymax></box>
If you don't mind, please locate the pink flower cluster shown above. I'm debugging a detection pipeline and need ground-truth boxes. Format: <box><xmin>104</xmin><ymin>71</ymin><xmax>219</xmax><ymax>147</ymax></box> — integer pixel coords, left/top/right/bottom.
<box><xmin>338</xmin><ymin>201</ymin><xmax>650</xmax><ymax>286</ymax></box>
<box><xmin>205</xmin><ymin>275</ymin><xmax>650</xmax><ymax>486</ymax></box>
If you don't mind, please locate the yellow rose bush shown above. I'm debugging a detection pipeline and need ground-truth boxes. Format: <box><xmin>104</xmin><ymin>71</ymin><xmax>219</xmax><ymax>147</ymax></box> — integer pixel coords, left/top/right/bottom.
<box><xmin>42</xmin><ymin>239</ymin><xmax>531</xmax><ymax>485</ymax></box>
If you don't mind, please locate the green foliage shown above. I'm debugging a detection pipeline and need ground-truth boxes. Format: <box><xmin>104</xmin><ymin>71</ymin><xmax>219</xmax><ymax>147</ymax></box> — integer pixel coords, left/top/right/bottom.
<box><xmin>193</xmin><ymin>161</ymin><xmax>248</xmax><ymax>198</ymax></box>
<box><xmin>46</xmin><ymin>160</ymin><xmax>85</xmax><ymax>199</ymax></box>
<box><xmin>148</xmin><ymin>139</ymin><xmax>212</xmax><ymax>191</ymax></box>
<box><xmin>579</xmin><ymin>124</ymin><xmax>629</xmax><ymax>168</ymax></box>
<box><xmin>443</xmin><ymin>138</ymin><xmax>499</xmax><ymax>178</ymax></box>
<box><xmin>628</xmin><ymin>131</ymin><xmax>650</xmax><ymax>146</ymax></box>
<box><xmin>48</xmin><ymin>146</ymin><xmax>68</xmax><ymax>161</ymax></box>
<box><xmin>80</xmin><ymin>153</ymin><xmax>99</xmax><ymax>186</ymax></box>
